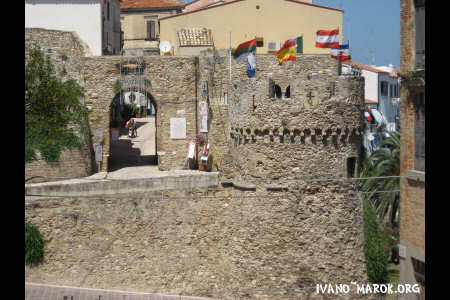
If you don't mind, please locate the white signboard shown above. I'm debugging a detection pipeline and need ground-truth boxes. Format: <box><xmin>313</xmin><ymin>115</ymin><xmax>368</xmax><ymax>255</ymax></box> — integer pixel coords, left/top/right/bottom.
<box><xmin>170</xmin><ymin>118</ymin><xmax>186</xmax><ymax>139</ymax></box>
<box><xmin>94</xmin><ymin>129</ymin><xmax>103</xmax><ymax>137</ymax></box>
<box><xmin>200</xmin><ymin>115</ymin><xmax>208</xmax><ymax>133</ymax></box>
<box><xmin>95</xmin><ymin>145</ymin><xmax>103</xmax><ymax>162</ymax></box>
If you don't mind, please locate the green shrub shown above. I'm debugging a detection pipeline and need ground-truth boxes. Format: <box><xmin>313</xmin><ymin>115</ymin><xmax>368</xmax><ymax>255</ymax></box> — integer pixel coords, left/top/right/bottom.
<box><xmin>25</xmin><ymin>222</ymin><xmax>44</xmax><ymax>266</ymax></box>
<box><xmin>363</xmin><ymin>199</ymin><xmax>389</xmax><ymax>285</ymax></box>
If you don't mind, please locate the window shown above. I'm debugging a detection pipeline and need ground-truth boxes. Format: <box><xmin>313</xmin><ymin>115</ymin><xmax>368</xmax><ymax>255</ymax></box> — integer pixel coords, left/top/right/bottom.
<box><xmin>415</xmin><ymin>0</ymin><xmax>425</xmax><ymax>69</ymax></box>
<box><xmin>414</xmin><ymin>91</ymin><xmax>425</xmax><ymax>171</ymax></box>
<box><xmin>285</xmin><ymin>86</ymin><xmax>290</xmax><ymax>98</ymax></box>
<box><xmin>107</xmin><ymin>1</ymin><xmax>110</xmax><ymax>21</ymax></box>
<box><xmin>380</xmin><ymin>81</ymin><xmax>388</xmax><ymax>96</ymax></box>
<box><xmin>390</xmin><ymin>84</ymin><xmax>393</xmax><ymax>97</ymax></box>
<box><xmin>347</xmin><ymin>157</ymin><xmax>356</xmax><ymax>178</ymax></box>
<box><xmin>146</xmin><ymin>21</ymin><xmax>156</xmax><ymax>40</ymax></box>
<box><xmin>255</xmin><ymin>37</ymin><xmax>264</xmax><ymax>47</ymax></box>
<box><xmin>274</xmin><ymin>85</ymin><xmax>282</xmax><ymax>99</ymax></box>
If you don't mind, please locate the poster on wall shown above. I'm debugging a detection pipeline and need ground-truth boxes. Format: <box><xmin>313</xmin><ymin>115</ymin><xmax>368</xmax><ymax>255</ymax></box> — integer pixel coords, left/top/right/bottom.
<box><xmin>170</xmin><ymin>117</ymin><xmax>186</xmax><ymax>139</ymax></box>
<box><xmin>95</xmin><ymin>145</ymin><xmax>103</xmax><ymax>162</ymax></box>
<box><xmin>199</xmin><ymin>100</ymin><xmax>208</xmax><ymax>116</ymax></box>
<box><xmin>199</xmin><ymin>100</ymin><xmax>208</xmax><ymax>133</ymax></box>
<box><xmin>200</xmin><ymin>115</ymin><xmax>208</xmax><ymax>133</ymax></box>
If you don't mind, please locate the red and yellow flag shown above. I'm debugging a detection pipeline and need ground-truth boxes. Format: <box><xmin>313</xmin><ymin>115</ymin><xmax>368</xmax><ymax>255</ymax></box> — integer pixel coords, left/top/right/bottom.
<box><xmin>274</xmin><ymin>38</ymin><xmax>297</xmax><ymax>65</ymax></box>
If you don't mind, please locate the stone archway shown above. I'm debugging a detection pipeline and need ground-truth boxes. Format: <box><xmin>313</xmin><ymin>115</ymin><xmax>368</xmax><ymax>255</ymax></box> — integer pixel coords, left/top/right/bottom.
<box><xmin>108</xmin><ymin>90</ymin><xmax>158</xmax><ymax>172</ymax></box>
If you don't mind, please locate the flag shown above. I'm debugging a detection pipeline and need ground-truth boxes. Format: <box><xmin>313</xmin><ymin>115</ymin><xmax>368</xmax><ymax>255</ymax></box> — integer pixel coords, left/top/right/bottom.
<box><xmin>247</xmin><ymin>51</ymin><xmax>256</xmax><ymax>77</ymax></box>
<box><xmin>331</xmin><ymin>44</ymin><xmax>351</xmax><ymax>61</ymax></box>
<box><xmin>232</xmin><ymin>38</ymin><xmax>257</xmax><ymax>62</ymax></box>
<box><xmin>275</xmin><ymin>36</ymin><xmax>302</xmax><ymax>65</ymax></box>
<box><xmin>316</xmin><ymin>29</ymin><xmax>339</xmax><ymax>48</ymax></box>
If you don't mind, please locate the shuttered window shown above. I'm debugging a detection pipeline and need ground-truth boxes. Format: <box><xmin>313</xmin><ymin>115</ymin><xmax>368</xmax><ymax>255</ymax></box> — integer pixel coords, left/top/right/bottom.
<box><xmin>268</xmin><ymin>79</ymin><xmax>275</xmax><ymax>98</ymax></box>
<box><xmin>381</xmin><ymin>81</ymin><xmax>388</xmax><ymax>96</ymax></box>
<box><xmin>414</xmin><ymin>91</ymin><xmax>425</xmax><ymax>171</ymax></box>
<box><xmin>415</xmin><ymin>0</ymin><xmax>425</xmax><ymax>69</ymax></box>
<box><xmin>146</xmin><ymin>21</ymin><xmax>156</xmax><ymax>40</ymax></box>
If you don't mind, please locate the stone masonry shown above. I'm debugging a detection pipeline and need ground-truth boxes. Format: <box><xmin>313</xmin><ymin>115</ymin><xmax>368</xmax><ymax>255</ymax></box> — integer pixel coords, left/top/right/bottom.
<box><xmin>25</xmin><ymin>28</ymin><xmax>94</xmax><ymax>183</ymax></box>
<box><xmin>26</xmin><ymin>28</ymin><xmax>370</xmax><ymax>299</ymax></box>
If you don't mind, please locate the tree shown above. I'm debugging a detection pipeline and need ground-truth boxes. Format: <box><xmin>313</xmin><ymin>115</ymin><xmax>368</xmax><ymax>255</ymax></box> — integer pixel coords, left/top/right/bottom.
<box><xmin>25</xmin><ymin>45</ymin><xmax>89</xmax><ymax>163</ymax></box>
<box><xmin>363</xmin><ymin>199</ymin><xmax>389</xmax><ymax>285</ymax></box>
<box><xmin>361</xmin><ymin>130</ymin><xmax>400</xmax><ymax>227</ymax></box>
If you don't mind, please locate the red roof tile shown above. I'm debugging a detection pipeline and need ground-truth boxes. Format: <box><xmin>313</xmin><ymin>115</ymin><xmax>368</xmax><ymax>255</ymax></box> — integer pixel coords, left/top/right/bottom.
<box><xmin>344</xmin><ymin>61</ymin><xmax>390</xmax><ymax>75</ymax></box>
<box><xmin>365</xmin><ymin>99</ymin><xmax>378</xmax><ymax>104</ymax></box>
<box><xmin>121</xmin><ymin>0</ymin><xmax>185</xmax><ymax>9</ymax></box>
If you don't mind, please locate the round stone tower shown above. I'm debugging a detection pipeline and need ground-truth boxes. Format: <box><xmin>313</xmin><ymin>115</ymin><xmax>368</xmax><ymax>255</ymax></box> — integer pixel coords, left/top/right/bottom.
<box><xmin>224</xmin><ymin>55</ymin><xmax>368</xmax><ymax>297</ymax></box>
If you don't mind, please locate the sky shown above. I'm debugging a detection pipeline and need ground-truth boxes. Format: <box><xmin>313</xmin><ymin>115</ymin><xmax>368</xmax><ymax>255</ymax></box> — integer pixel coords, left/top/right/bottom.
<box><xmin>179</xmin><ymin>0</ymin><xmax>401</xmax><ymax>69</ymax></box>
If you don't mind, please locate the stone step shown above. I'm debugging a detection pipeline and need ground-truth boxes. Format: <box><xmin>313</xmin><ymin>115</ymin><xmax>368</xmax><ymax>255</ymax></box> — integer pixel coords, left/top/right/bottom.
<box><xmin>25</xmin><ymin>172</ymin><xmax>219</xmax><ymax>197</ymax></box>
<box><xmin>25</xmin><ymin>283</ymin><xmax>213</xmax><ymax>300</ymax></box>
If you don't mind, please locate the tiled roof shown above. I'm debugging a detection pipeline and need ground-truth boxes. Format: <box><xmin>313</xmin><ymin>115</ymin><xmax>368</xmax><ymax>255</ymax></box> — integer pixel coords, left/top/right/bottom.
<box><xmin>161</xmin><ymin>0</ymin><xmax>342</xmax><ymax>20</ymax></box>
<box><xmin>344</xmin><ymin>61</ymin><xmax>390</xmax><ymax>75</ymax></box>
<box><xmin>365</xmin><ymin>99</ymin><xmax>378</xmax><ymax>104</ymax></box>
<box><xmin>177</xmin><ymin>28</ymin><xmax>213</xmax><ymax>46</ymax></box>
<box><xmin>121</xmin><ymin>0</ymin><xmax>185</xmax><ymax>9</ymax></box>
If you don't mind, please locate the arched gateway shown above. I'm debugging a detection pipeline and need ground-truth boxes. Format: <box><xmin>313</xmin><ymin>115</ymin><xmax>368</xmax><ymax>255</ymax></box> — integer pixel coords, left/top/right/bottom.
<box><xmin>82</xmin><ymin>51</ymin><xmax>197</xmax><ymax>172</ymax></box>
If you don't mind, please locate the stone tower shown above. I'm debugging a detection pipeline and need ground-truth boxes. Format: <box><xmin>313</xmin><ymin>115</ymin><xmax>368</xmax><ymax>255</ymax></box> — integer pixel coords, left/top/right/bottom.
<box><xmin>222</xmin><ymin>55</ymin><xmax>368</xmax><ymax>296</ymax></box>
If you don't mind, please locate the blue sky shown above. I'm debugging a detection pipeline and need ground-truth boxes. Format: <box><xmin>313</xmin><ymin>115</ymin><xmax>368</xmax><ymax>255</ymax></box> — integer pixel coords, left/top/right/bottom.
<box><xmin>180</xmin><ymin>0</ymin><xmax>400</xmax><ymax>69</ymax></box>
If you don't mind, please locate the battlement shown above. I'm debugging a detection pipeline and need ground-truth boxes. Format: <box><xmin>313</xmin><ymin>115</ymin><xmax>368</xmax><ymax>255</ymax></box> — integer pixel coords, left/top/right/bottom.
<box><xmin>230</xmin><ymin>125</ymin><xmax>363</xmax><ymax>146</ymax></box>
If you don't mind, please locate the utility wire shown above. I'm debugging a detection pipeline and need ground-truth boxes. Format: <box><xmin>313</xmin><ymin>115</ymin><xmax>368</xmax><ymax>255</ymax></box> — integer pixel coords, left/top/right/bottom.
<box><xmin>25</xmin><ymin>174</ymin><xmax>421</xmax><ymax>184</ymax></box>
<box><xmin>25</xmin><ymin>190</ymin><xmax>399</xmax><ymax>200</ymax></box>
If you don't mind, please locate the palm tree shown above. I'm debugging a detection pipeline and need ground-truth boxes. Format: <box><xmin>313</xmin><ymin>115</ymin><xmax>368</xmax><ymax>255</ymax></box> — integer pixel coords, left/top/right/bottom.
<box><xmin>361</xmin><ymin>130</ymin><xmax>400</xmax><ymax>227</ymax></box>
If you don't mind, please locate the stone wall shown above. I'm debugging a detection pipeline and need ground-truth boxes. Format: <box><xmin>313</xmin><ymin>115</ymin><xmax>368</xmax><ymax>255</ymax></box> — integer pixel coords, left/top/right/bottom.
<box><xmin>25</xmin><ymin>28</ymin><xmax>94</xmax><ymax>183</ymax></box>
<box><xmin>25</xmin><ymin>53</ymin><xmax>370</xmax><ymax>299</ymax></box>
<box><xmin>26</xmin><ymin>186</ymin><xmax>371</xmax><ymax>299</ymax></box>
<box><xmin>227</xmin><ymin>55</ymin><xmax>364</xmax><ymax>181</ymax></box>
<box><xmin>82</xmin><ymin>55</ymin><xmax>198</xmax><ymax>171</ymax></box>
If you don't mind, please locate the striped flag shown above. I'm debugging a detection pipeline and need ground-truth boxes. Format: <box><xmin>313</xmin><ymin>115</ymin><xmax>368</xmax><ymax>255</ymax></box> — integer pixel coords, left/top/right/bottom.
<box><xmin>331</xmin><ymin>44</ymin><xmax>351</xmax><ymax>61</ymax></box>
<box><xmin>275</xmin><ymin>36</ymin><xmax>303</xmax><ymax>65</ymax></box>
<box><xmin>316</xmin><ymin>29</ymin><xmax>339</xmax><ymax>48</ymax></box>
<box><xmin>232</xmin><ymin>38</ymin><xmax>257</xmax><ymax>62</ymax></box>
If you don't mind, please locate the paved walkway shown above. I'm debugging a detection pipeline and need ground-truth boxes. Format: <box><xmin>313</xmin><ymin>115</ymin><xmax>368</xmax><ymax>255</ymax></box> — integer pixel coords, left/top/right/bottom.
<box><xmin>25</xmin><ymin>283</ymin><xmax>212</xmax><ymax>300</ymax></box>
<box><xmin>109</xmin><ymin>117</ymin><xmax>157</xmax><ymax>172</ymax></box>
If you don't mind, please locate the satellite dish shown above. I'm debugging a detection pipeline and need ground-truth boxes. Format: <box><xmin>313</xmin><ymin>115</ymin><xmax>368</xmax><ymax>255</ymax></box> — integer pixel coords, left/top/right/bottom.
<box><xmin>159</xmin><ymin>41</ymin><xmax>171</xmax><ymax>53</ymax></box>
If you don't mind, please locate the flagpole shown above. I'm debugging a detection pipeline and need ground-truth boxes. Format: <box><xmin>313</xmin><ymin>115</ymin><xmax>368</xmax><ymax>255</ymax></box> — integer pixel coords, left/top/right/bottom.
<box><xmin>229</xmin><ymin>31</ymin><xmax>232</xmax><ymax>85</ymax></box>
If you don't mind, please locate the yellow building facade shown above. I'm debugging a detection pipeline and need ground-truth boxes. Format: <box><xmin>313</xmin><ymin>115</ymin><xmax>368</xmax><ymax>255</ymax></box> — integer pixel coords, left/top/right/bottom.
<box><xmin>120</xmin><ymin>0</ymin><xmax>185</xmax><ymax>54</ymax></box>
<box><xmin>160</xmin><ymin>0</ymin><xmax>343</xmax><ymax>55</ymax></box>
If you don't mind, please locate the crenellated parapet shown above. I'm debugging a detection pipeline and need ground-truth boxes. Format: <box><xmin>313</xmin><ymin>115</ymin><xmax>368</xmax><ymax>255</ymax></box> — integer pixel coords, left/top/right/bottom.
<box><xmin>230</xmin><ymin>125</ymin><xmax>363</xmax><ymax>146</ymax></box>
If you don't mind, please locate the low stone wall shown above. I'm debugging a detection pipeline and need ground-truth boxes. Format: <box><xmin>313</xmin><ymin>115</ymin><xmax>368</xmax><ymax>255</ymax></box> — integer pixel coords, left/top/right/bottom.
<box><xmin>26</xmin><ymin>182</ymin><xmax>370</xmax><ymax>300</ymax></box>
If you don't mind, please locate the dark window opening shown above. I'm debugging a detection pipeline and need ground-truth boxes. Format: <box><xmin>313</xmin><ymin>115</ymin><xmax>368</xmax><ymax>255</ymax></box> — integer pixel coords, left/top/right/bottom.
<box><xmin>274</xmin><ymin>85</ymin><xmax>282</xmax><ymax>99</ymax></box>
<box><xmin>255</xmin><ymin>37</ymin><xmax>264</xmax><ymax>47</ymax></box>
<box><xmin>285</xmin><ymin>86</ymin><xmax>290</xmax><ymax>98</ymax></box>
<box><xmin>411</xmin><ymin>257</ymin><xmax>425</xmax><ymax>286</ymax></box>
<box><xmin>107</xmin><ymin>2</ymin><xmax>110</xmax><ymax>21</ymax></box>
<box><xmin>347</xmin><ymin>157</ymin><xmax>356</xmax><ymax>178</ymax></box>
<box><xmin>380</xmin><ymin>81</ymin><xmax>388</xmax><ymax>96</ymax></box>
<box><xmin>414</xmin><ymin>0</ymin><xmax>425</xmax><ymax>69</ymax></box>
<box><xmin>146</xmin><ymin>21</ymin><xmax>156</xmax><ymax>40</ymax></box>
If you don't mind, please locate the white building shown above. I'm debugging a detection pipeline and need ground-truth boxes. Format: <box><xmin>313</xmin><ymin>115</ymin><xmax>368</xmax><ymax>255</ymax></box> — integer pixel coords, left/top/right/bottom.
<box><xmin>343</xmin><ymin>61</ymin><xmax>401</xmax><ymax>154</ymax></box>
<box><xmin>25</xmin><ymin>0</ymin><xmax>122</xmax><ymax>56</ymax></box>
<box><xmin>343</xmin><ymin>61</ymin><xmax>400</xmax><ymax>130</ymax></box>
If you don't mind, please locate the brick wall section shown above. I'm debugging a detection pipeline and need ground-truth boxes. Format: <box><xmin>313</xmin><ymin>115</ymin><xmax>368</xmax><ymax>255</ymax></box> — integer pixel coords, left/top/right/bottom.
<box><xmin>25</xmin><ymin>28</ymin><xmax>94</xmax><ymax>183</ymax></box>
<box><xmin>399</xmin><ymin>0</ymin><xmax>425</xmax><ymax>253</ymax></box>
<box><xmin>399</xmin><ymin>1</ymin><xmax>425</xmax><ymax>296</ymax></box>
